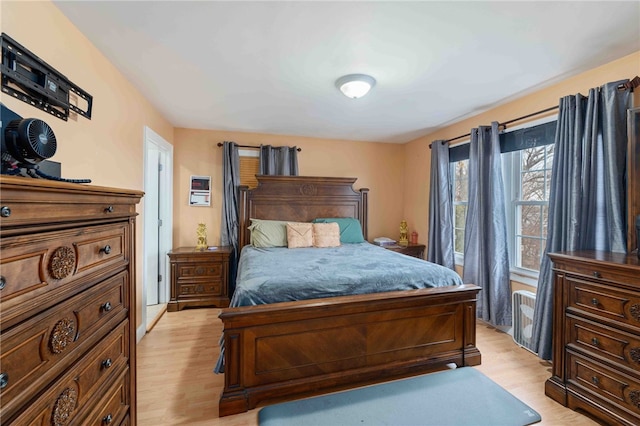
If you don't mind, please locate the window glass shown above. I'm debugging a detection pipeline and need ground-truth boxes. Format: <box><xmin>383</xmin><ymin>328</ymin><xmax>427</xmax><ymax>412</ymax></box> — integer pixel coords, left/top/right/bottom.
<box><xmin>512</xmin><ymin>144</ymin><xmax>554</xmax><ymax>272</ymax></box>
<box><xmin>448</xmin><ymin>119</ymin><xmax>556</xmax><ymax>276</ymax></box>
<box><xmin>239</xmin><ymin>150</ymin><xmax>260</xmax><ymax>188</ymax></box>
<box><xmin>452</xmin><ymin>159</ymin><xmax>469</xmax><ymax>254</ymax></box>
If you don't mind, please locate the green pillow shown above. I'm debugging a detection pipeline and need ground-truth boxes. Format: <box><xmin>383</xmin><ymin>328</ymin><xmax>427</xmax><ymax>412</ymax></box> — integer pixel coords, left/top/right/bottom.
<box><xmin>312</xmin><ymin>218</ymin><xmax>365</xmax><ymax>243</ymax></box>
<box><xmin>248</xmin><ymin>219</ymin><xmax>288</xmax><ymax>247</ymax></box>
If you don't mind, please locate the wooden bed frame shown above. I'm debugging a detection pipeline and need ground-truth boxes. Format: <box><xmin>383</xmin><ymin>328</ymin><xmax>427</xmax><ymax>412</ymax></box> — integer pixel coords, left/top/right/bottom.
<box><xmin>218</xmin><ymin>176</ymin><xmax>481</xmax><ymax>416</ymax></box>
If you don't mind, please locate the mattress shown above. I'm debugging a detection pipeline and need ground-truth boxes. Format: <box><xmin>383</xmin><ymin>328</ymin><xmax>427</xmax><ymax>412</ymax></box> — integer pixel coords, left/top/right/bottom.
<box><xmin>231</xmin><ymin>242</ymin><xmax>463</xmax><ymax>307</ymax></box>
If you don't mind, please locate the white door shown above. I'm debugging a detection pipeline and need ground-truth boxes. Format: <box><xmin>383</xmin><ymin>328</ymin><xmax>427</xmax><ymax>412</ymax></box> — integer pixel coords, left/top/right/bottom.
<box><xmin>145</xmin><ymin>148</ymin><xmax>161</xmax><ymax>305</ymax></box>
<box><xmin>141</xmin><ymin>127</ymin><xmax>173</xmax><ymax>340</ymax></box>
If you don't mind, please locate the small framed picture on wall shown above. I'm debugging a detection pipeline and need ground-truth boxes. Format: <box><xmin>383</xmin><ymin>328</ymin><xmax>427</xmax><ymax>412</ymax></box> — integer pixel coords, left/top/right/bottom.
<box><xmin>189</xmin><ymin>175</ymin><xmax>211</xmax><ymax>206</ymax></box>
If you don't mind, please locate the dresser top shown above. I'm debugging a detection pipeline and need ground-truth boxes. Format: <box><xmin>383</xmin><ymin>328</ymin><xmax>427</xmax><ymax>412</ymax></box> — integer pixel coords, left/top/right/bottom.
<box><xmin>0</xmin><ymin>175</ymin><xmax>144</xmax><ymax>198</ymax></box>
<box><xmin>549</xmin><ymin>250</ymin><xmax>640</xmax><ymax>270</ymax></box>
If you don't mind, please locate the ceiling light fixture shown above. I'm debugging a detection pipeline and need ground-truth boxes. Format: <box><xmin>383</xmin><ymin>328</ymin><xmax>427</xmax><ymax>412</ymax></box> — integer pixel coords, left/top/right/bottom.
<box><xmin>335</xmin><ymin>74</ymin><xmax>376</xmax><ymax>99</ymax></box>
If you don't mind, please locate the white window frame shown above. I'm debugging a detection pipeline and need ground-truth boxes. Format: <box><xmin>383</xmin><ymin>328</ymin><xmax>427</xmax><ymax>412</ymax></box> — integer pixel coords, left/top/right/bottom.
<box><xmin>502</xmin><ymin>115</ymin><xmax>557</xmax><ymax>286</ymax></box>
<box><xmin>451</xmin><ymin>157</ymin><xmax>469</xmax><ymax>266</ymax></box>
<box><xmin>450</xmin><ymin>115</ymin><xmax>557</xmax><ymax>286</ymax></box>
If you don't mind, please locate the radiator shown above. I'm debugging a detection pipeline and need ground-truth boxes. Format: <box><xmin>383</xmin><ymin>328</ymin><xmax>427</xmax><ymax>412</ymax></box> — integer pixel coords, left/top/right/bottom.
<box><xmin>512</xmin><ymin>290</ymin><xmax>537</xmax><ymax>354</ymax></box>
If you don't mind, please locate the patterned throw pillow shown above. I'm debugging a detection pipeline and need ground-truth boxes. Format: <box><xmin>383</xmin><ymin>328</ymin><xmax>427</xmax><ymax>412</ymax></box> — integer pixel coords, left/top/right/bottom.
<box><xmin>286</xmin><ymin>222</ymin><xmax>313</xmax><ymax>248</ymax></box>
<box><xmin>312</xmin><ymin>222</ymin><xmax>341</xmax><ymax>247</ymax></box>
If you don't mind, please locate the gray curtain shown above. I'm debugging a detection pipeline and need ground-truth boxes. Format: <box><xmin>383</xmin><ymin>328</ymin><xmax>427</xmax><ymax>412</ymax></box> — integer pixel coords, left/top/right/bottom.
<box><xmin>462</xmin><ymin>122</ymin><xmax>512</xmax><ymax>326</ymax></box>
<box><xmin>220</xmin><ymin>141</ymin><xmax>240</xmax><ymax>294</ymax></box>
<box><xmin>427</xmin><ymin>140</ymin><xmax>455</xmax><ymax>270</ymax></box>
<box><xmin>259</xmin><ymin>145</ymin><xmax>299</xmax><ymax>175</ymax></box>
<box><xmin>531</xmin><ymin>80</ymin><xmax>631</xmax><ymax>360</ymax></box>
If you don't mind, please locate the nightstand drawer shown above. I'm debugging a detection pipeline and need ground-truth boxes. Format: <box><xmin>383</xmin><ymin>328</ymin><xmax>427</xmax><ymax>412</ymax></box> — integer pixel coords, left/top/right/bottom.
<box><xmin>178</xmin><ymin>282</ymin><xmax>222</xmax><ymax>297</ymax></box>
<box><xmin>567</xmin><ymin>314</ymin><xmax>640</xmax><ymax>373</ymax></box>
<box><xmin>176</xmin><ymin>263</ymin><xmax>222</xmax><ymax>281</ymax></box>
<box><xmin>567</xmin><ymin>278</ymin><xmax>640</xmax><ymax>330</ymax></box>
<box><xmin>381</xmin><ymin>243</ymin><xmax>425</xmax><ymax>259</ymax></box>
<box><xmin>567</xmin><ymin>351</ymin><xmax>640</xmax><ymax>417</ymax></box>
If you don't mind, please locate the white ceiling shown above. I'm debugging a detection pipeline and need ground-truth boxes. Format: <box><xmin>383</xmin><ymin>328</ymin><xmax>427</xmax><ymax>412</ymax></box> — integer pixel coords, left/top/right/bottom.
<box><xmin>53</xmin><ymin>1</ymin><xmax>640</xmax><ymax>144</ymax></box>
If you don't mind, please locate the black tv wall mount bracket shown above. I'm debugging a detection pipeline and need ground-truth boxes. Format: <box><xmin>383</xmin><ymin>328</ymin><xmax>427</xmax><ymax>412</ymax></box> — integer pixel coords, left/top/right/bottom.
<box><xmin>1</xmin><ymin>32</ymin><xmax>92</xmax><ymax>121</ymax></box>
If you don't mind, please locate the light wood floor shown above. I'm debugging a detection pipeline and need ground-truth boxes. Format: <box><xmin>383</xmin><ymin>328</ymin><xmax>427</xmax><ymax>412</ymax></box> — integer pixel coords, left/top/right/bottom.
<box><xmin>137</xmin><ymin>308</ymin><xmax>600</xmax><ymax>426</ymax></box>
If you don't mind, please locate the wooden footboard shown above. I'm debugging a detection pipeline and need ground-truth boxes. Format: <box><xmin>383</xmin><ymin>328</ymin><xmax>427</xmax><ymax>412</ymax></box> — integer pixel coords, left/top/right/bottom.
<box><xmin>218</xmin><ymin>284</ymin><xmax>481</xmax><ymax>416</ymax></box>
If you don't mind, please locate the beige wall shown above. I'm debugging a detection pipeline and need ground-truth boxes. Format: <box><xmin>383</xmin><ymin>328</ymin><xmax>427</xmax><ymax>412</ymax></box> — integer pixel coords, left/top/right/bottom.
<box><xmin>2</xmin><ymin>0</ymin><xmax>175</xmax><ymax>334</ymax></box>
<box><xmin>404</xmin><ymin>51</ymin><xmax>640</xmax><ymax>292</ymax></box>
<box><xmin>172</xmin><ymin>129</ymin><xmax>405</xmax><ymax>247</ymax></box>
<box><xmin>3</xmin><ymin>0</ymin><xmax>639</xmax><ymax>328</ymax></box>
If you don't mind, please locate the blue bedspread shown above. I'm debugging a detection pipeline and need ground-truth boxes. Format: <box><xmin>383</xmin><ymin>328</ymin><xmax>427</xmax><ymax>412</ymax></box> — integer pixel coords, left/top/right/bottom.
<box><xmin>231</xmin><ymin>242</ymin><xmax>462</xmax><ymax>306</ymax></box>
<box><xmin>214</xmin><ymin>242</ymin><xmax>462</xmax><ymax>373</ymax></box>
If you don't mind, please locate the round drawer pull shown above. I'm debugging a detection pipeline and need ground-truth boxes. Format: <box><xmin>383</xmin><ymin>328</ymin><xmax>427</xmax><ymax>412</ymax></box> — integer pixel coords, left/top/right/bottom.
<box><xmin>101</xmin><ymin>302</ymin><xmax>112</xmax><ymax>312</ymax></box>
<box><xmin>592</xmin><ymin>271</ymin><xmax>602</xmax><ymax>278</ymax></box>
<box><xmin>0</xmin><ymin>372</ymin><xmax>8</xmax><ymax>389</ymax></box>
<box><xmin>0</xmin><ymin>276</ymin><xmax>5</xmax><ymax>290</ymax></box>
<box><xmin>105</xmin><ymin>205</ymin><xmax>114</xmax><ymax>213</ymax></box>
<box><xmin>101</xmin><ymin>358</ymin><xmax>113</xmax><ymax>369</ymax></box>
<box><xmin>591</xmin><ymin>376</ymin><xmax>599</xmax><ymax>385</ymax></box>
<box><xmin>591</xmin><ymin>298</ymin><xmax>599</xmax><ymax>306</ymax></box>
<box><xmin>100</xmin><ymin>245</ymin><xmax>112</xmax><ymax>255</ymax></box>
<box><xmin>0</xmin><ymin>206</ymin><xmax>11</xmax><ymax>217</ymax></box>
<box><xmin>591</xmin><ymin>337</ymin><xmax>599</xmax><ymax>346</ymax></box>
<box><xmin>103</xmin><ymin>413</ymin><xmax>113</xmax><ymax>424</ymax></box>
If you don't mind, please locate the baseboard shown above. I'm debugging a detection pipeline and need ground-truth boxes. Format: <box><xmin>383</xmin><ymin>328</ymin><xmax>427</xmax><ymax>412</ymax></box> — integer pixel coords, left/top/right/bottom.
<box><xmin>137</xmin><ymin>323</ymin><xmax>146</xmax><ymax>343</ymax></box>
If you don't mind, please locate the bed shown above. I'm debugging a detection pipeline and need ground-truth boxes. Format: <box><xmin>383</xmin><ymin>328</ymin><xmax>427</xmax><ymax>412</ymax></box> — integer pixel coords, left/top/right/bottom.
<box><xmin>218</xmin><ymin>175</ymin><xmax>481</xmax><ymax>416</ymax></box>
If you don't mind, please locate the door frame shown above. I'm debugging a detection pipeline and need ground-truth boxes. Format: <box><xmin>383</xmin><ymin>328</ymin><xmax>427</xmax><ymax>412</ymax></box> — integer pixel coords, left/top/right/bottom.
<box><xmin>139</xmin><ymin>126</ymin><xmax>173</xmax><ymax>342</ymax></box>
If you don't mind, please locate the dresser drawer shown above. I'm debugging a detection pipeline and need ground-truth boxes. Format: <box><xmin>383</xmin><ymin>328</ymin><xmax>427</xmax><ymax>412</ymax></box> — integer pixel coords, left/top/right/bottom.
<box><xmin>554</xmin><ymin>253</ymin><xmax>640</xmax><ymax>286</ymax></box>
<box><xmin>567</xmin><ymin>351</ymin><xmax>640</xmax><ymax>418</ymax></box>
<box><xmin>79</xmin><ymin>367</ymin><xmax>129</xmax><ymax>426</ymax></box>
<box><xmin>567</xmin><ymin>278</ymin><xmax>640</xmax><ymax>331</ymax></box>
<box><xmin>176</xmin><ymin>262</ymin><xmax>222</xmax><ymax>281</ymax></box>
<box><xmin>0</xmin><ymin>222</ymin><xmax>129</xmax><ymax>329</ymax></box>
<box><xmin>567</xmin><ymin>314</ymin><xmax>640</xmax><ymax>374</ymax></box>
<box><xmin>0</xmin><ymin>178</ymin><xmax>138</xmax><ymax>233</ymax></box>
<box><xmin>3</xmin><ymin>324</ymin><xmax>129</xmax><ymax>425</ymax></box>
<box><xmin>0</xmin><ymin>272</ymin><xmax>128</xmax><ymax>419</ymax></box>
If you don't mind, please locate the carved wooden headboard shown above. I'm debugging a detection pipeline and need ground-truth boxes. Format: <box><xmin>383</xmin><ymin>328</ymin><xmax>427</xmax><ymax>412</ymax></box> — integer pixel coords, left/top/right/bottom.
<box><xmin>238</xmin><ymin>175</ymin><xmax>369</xmax><ymax>251</ymax></box>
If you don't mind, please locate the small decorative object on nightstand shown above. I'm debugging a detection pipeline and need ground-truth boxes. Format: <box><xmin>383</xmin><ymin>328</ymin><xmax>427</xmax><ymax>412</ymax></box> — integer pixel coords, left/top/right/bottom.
<box><xmin>195</xmin><ymin>222</ymin><xmax>207</xmax><ymax>250</ymax></box>
<box><xmin>410</xmin><ymin>231</ymin><xmax>418</xmax><ymax>245</ymax></box>
<box><xmin>167</xmin><ymin>246</ymin><xmax>232</xmax><ymax>311</ymax></box>
<box><xmin>383</xmin><ymin>242</ymin><xmax>426</xmax><ymax>259</ymax></box>
<box><xmin>399</xmin><ymin>220</ymin><xmax>409</xmax><ymax>246</ymax></box>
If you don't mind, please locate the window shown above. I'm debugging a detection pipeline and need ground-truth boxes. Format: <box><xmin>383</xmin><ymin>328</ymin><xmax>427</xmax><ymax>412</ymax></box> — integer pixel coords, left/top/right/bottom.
<box><xmin>448</xmin><ymin>118</ymin><xmax>556</xmax><ymax>278</ymax></box>
<box><xmin>452</xmin><ymin>159</ymin><xmax>468</xmax><ymax>255</ymax></box>
<box><xmin>505</xmin><ymin>144</ymin><xmax>554</xmax><ymax>273</ymax></box>
<box><xmin>239</xmin><ymin>149</ymin><xmax>259</xmax><ymax>188</ymax></box>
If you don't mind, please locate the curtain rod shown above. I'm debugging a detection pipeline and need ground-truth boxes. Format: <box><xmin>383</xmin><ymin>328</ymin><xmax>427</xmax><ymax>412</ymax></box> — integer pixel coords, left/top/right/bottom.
<box><xmin>428</xmin><ymin>105</ymin><xmax>559</xmax><ymax>149</ymax></box>
<box><xmin>217</xmin><ymin>142</ymin><xmax>302</xmax><ymax>152</ymax></box>
<box><xmin>428</xmin><ymin>74</ymin><xmax>640</xmax><ymax>149</ymax></box>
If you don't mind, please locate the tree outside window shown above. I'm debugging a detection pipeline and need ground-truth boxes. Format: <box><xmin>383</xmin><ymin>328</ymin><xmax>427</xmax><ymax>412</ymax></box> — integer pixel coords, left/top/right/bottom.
<box><xmin>452</xmin><ymin>160</ymin><xmax>468</xmax><ymax>254</ymax></box>
<box><xmin>514</xmin><ymin>145</ymin><xmax>554</xmax><ymax>272</ymax></box>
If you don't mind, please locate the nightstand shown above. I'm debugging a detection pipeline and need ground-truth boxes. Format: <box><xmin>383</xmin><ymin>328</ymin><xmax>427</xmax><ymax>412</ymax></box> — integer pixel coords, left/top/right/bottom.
<box><xmin>382</xmin><ymin>243</ymin><xmax>426</xmax><ymax>259</ymax></box>
<box><xmin>167</xmin><ymin>246</ymin><xmax>232</xmax><ymax>311</ymax></box>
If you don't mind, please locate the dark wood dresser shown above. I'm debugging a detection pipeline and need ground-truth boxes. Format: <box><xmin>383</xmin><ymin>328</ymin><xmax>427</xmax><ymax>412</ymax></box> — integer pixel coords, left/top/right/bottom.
<box><xmin>167</xmin><ymin>246</ymin><xmax>231</xmax><ymax>311</ymax></box>
<box><xmin>0</xmin><ymin>176</ymin><xmax>142</xmax><ymax>425</ymax></box>
<box><xmin>383</xmin><ymin>243</ymin><xmax>426</xmax><ymax>259</ymax></box>
<box><xmin>546</xmin><ymin>251</ymin><xmax>640</xmax><ymax>425</ymax></box>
